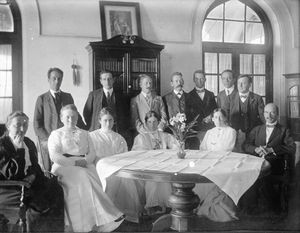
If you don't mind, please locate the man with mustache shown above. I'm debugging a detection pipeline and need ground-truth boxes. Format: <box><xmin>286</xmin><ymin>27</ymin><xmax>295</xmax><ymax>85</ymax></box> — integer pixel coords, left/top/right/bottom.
<box><xmin>130</xmin><ymin>74</ymin><xmax>167</xmax><ymax>134</ymax></box>
<box><xmin>163</xmin><ymin>72</ymin><xmax>187</xmax><ymax>120</ymax></box>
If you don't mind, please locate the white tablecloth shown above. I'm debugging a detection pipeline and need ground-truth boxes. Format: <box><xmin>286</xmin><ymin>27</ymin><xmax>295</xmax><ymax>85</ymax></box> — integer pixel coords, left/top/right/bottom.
<box><xmin>96</xmin><ymin>149</ymin><xmax>265</xmax><ymax>204</ymax></box>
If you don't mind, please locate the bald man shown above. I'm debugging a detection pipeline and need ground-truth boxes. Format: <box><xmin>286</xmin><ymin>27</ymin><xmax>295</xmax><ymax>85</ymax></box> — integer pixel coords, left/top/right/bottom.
<box><xmin>243</xmin><ymin>103</ymin><xmax>296</xmax><ymax>213</ymax></box>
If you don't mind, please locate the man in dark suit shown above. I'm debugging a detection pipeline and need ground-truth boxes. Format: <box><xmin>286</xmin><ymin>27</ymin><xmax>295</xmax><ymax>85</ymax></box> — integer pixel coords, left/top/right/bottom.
<box><xmin>163</xmin><ymin>72</ymin><xmax>187</xmax><ymax>120</ymax></box>
<box><xmin>186</xmin><ymin>70</ymin><xmax>217</xmax><ymax>149</ymax></box>
<box><xmin>83</xmin><ymin>70</ymin><xmax>129</xmax><ymax>137</ymax></box>
<box><xmin>243</xmin><ymin>103</ymin><xmax>296</xmax><ymax>213</ymax></box>
<box><xmin>230</xmin><ymin>74</ymin><xmax>265</xmax><ymax>152</ymax></box>
<box><xmin>34</xmin><ymin>67</ymin><xmax>85</xmax><ymax>172</ymax></box>
<box><xmin>217</xmin><ymin>69</ymin><xmax>238</xmax><ymax>118</ymax></box>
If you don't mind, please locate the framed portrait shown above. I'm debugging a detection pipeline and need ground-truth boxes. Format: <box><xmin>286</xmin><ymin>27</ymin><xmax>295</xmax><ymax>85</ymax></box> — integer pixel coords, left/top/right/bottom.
<box><xmin>99</xmin><ymin>1</ymin><xmax>142</xmax><ymax>40</ymax></box>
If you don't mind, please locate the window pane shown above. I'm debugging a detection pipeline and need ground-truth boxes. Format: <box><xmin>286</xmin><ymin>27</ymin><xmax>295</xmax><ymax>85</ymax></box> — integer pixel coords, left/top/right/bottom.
<box><xmin>246</xmin><ymin>23</ymin><xmax>264</xmax><ymax>44</ymax></box>
<box><xmin>253</xmin><ymin>76</ymin><xmax>265</xmax><ymax>96</ymax></box>
<box><xmin>0</xmin><ymin>71</ymin><xmax>12</xmax><ymax>97</ymax></box>
<box><xmin>225</xmin><ymin>0</ymin><xmax>245</xmax><ymax>20</ymax></box>
<box><xmin>246</xmin><ymin>6</ymin><xmax>261</xmax><ymax>22</ymax></box>
<box><xmin>0</xmin><ymin>98</ymin><xmax>12</xmax><ymax>123</ymax></box>
<box><xmin>202</xmin><ymin>20</ymin><xmax>223</xmax><ymax>42</ymax></box>
<box><xmin>207</xmin><ymin>4</ymin><xmax>223</xmax><ymax>19</ymax></box>
<box><xmin>0</xmin><ymin>44</ymin><xmax>12</xmax><ymax>69</ymax></box>
<box><xmin>205</xmin><ymin>75</ymin><xmax>218</xmax><ymax>96</ymax></box>
<box><xmin>0</xmin><ymin>4</ymin><xmax>14</xmax><ymax>32</ymax></box>
<box><xmin>204</xmin><ymin>53</ymin><xmax>217</xmax><ymax>73</ymax></box>
<box><xmin>253</xmin><ymin>54</ymin><xmax>265</xmax><ymax>74</ymax></box>
<box><xmin>240</xmin><ymin>54</ymin><xmax>252</xmax><ymax>74</ymax></box>
<box><xmin>219</xmin><ymin>53</ymin><xmax>232</xmax><ymax>72</ymax></box>
<box><xmin>224</xmin><ymin>21</ymin><xmax>244</xmax><ymax>43</ymax></box>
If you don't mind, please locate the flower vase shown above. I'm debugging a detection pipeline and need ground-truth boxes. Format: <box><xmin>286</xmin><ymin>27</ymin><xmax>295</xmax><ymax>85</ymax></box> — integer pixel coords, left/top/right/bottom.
<box><xmin>177</xmin><ymin>141</ymin><xmax>186</xmax><ymax>159</ymax></box>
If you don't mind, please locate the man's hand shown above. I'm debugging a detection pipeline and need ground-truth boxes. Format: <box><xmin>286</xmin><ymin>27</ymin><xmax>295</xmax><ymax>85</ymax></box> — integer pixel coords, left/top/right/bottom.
<box><xmin>254</xmin><ymin>146</ymin><xmax>274</xmax><ymax>158</ymax></box>
<box><xmin>75</xmin><ymin>159</ymin><xmax>87</xmax><ymax>168</ymax></box>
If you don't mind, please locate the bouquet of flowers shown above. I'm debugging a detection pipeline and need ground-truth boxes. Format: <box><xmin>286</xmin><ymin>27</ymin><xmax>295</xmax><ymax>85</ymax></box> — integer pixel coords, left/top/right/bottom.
<box><xmin>168</xmin><ymin>113</ymin><xmax>199</xmax><ymax>158</ymax></box>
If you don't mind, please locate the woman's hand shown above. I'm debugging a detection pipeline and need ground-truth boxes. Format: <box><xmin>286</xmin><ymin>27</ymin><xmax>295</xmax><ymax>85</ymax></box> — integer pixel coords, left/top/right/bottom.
<box><xmin>23</xmin><ymin>174</ymin><xmax>36</xmax><ymax>186</ymax></box>
<box><xmin>75</xmin><ymin>159</ymin><xmax>87</xmax><ymax>168</ymax></box>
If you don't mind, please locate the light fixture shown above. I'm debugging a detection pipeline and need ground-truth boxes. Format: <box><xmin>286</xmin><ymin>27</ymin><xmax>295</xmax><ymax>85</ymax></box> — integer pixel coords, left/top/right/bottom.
<box><xmin>121</xmin><ymin>35</ymin><xmax>136</xmax><ymax>44</ymax></box>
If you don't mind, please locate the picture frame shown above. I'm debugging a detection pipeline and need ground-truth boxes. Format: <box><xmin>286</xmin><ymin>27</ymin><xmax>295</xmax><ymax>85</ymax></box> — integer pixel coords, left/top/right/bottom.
<box><xmin>99</xmin><ymin>1</ymin><xmax>142</xmax><ymax>40</ymax></box>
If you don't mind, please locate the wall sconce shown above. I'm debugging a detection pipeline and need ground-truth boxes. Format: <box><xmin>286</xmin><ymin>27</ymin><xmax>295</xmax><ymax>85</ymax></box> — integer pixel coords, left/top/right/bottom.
<box><xmin>71</xmin><ymin>59</ymin><xmax>80</xmax><ymax>86</ymax></box>
<box><xmin>121</xmin><ymin>35</ymin><xmax>136</xmax><ymax>44</ymax></box>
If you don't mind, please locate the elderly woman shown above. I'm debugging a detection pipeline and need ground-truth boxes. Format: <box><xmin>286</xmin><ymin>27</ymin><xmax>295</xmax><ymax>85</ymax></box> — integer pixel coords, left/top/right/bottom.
<box><xmin>48</xmin><ymin>104</ymin><xmax>123</xmax><ymax>232</ymax></box>
<box><xmin>90</xmin><ymin>107</ymin><xmax>144</xmax><ymax>223</ymax></box>
<box><xmin>196</xmin><ymin>108</ymin><xmax>238</xmax><ymax>222</ymax></box>
<box><xmin>0</xmin><ymin>111</ymin><xmax>63</xmax><ymax>231</ymax></box>
<box><xmin>132</xmin><ymin>111</ymin><xmax>178</xmax><ymax>215</ymax></box>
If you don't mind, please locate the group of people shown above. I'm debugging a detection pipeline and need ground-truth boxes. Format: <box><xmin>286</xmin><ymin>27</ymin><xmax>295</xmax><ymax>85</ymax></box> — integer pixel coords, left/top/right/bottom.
<box><xmin>0</xmin><ymin>67</ymin><xmax>296</xmax><ymax>232</ymax></box>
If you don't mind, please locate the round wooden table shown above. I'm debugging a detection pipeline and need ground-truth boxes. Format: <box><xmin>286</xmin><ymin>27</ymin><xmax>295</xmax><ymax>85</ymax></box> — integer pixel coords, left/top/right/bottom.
<box><xmin>116</xmin><ymin>160</ymin><xmax>271</xmax><ymax>232</ymax></box>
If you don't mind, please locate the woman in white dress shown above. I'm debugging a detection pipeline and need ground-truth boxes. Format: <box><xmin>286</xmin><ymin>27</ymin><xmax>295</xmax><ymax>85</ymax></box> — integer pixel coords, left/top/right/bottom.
<box><xmin>132</xmin><ymin>111</ymin><xmax>178</xmax><ymax>214</ymax></box>
<box><xmin>90</xmin><ymin>107</ymin><xmax>144</xmax><ymax>223</ymax></box>
<box><xmin>48</xmin><ymin>104</ymin><xmax>124</xmax><ymax>232</ymax></box>
<box><xmin>196</xmin><ymin>108</ymin><xmax>238</xmax><ymax>222</ymax></box>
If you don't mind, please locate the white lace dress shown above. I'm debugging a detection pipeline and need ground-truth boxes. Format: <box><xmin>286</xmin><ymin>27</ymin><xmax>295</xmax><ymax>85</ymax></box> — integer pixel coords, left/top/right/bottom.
<box><xmin>48</xmin><ymin>127</ymin><xmax>123</xmax><ymax>232</ymax></box>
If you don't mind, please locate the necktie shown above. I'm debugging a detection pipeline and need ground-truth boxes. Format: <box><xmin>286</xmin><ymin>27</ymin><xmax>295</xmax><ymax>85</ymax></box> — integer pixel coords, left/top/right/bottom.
<box><xmin>226</xmin><ymin>89</ymin><xmax>230</xmax><ymax>96</ymax></box>
<box><xmin>177</xmin><ymin>92</ymin><xmax>182</xmax><ymax>99</ymax></box>
<box><xmin>146</xmin><ymin>95</ymin><xmax>151</xmax><ymax>106</ymax></box>
<box><xmin>196</xmin><ymin>89</ymin><xmax>204</xmax><ymax>94</ymax></box>
<box><xmin>240</xmin><ymin>94</ymin><xmax>248</xmax><ymax>98</ymax></box>
<box><xmin>107</xmin><ymin>92</ymin><xmax>111</xmax><ymax>106</ymax></box>
<box><xmin>54</xmin><ymin>92</ymin><xmax>61</xmax><ymax>105</ymax></box>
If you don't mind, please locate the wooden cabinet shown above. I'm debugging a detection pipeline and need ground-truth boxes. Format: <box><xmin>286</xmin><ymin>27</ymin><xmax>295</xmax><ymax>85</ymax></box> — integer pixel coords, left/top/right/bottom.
<box><xmin>86</xmin><ymin>35</ymin><xmax>164</xmax><ymax>97</ymax></box>
<box><xmin>284</xmin><ymin>73</ymin><xmax>300</xmax><ymax>141</ymax></box>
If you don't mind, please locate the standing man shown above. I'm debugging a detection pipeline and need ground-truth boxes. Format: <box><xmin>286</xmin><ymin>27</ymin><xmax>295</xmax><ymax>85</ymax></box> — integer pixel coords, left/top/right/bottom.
<box><xmin>186</xmin><ymin>70</ymin><xmax>217</xmax><ymax>149</ymax></box>
<box><xmin>83</xmin><ymin>70</ymin><xmax>129</xmax><ymax>134</ymax></box>
<box><xmin>130</xmin><ymin>74</ymin><xmax>167</xmax><ymax>134</ymax></box>
<box><xmin>34</xmin><ymin>67</ymin><xmax>85</xmax><ymax>172</ymax></box>
<box><xmin>243</xmin><ymin>103</ymin><xmax>296</xmax><ymax>213</ymax></box>
<box><xmin>217</xmin><ymin>69</ymin><xmax>238</xmax><ymax>119</ymax></box>
<box><xmin>163</xmin><ymin>72</ymin><xmax>187</xmax><ymax>120</ymax></box>
<box><xmin>230</xmin><ymin>74</ymin><xmax>265</xmax><ymax>151</ymax></box>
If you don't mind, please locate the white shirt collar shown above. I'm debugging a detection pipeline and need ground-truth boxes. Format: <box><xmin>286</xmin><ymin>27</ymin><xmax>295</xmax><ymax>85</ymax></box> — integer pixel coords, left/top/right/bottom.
<box><xmin>239</xmin><ymin>92</ymin><xmax>250</xmax><ymax>97</ymax></box>
<box><xmin>174</xmin><ymin>90</ymin><xmax>183</xmax><ymax>95</ymax></box>
<box><xmin>49</xmin><ymin>89</ymin><xmax>61</xmax><ymax>98</ymax></box>
<box><xmin>141</xmin><ymin>91</ymin><xmax>151</xmax><ymax>98</ymax></box>
<box><xmin>195</xmin><ymin>87</ymin><xmax>205</xmax><ymax>92</ymax></box>
<box><xmin>103</xmin><ymin>88</ymin><xmax>113</xmax><ymax>96</ymax></box>
<box><xmin>225</xmin><ymin>86</ymin><xmax>234</xmax><ymax>95</ymax></box>
<box><xmin>266</xmin><ymin>121</ymin><xmax>278</xmax><ymax>127</ymax></box>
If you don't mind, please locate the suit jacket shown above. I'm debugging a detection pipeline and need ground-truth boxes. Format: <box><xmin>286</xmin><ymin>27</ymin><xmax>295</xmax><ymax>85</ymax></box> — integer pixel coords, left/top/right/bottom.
<box><xmin>217</xmin><ymin>88</ymin><xmax>238</xmax><ymax>119</ymax></box>
<box><xmin>130</xmin><ymin>92</ymin><xmax>167</xmax><ymax>133</ymax></box>
<box><xmin>243</xmin><ymin>123</ymin><xmax>296</xmax><ymax>157</ymax></box>
<box><xmin>230</xmin><ymin>92</ymin><xmax>265</xmax><ymax>133</ymax></box>
<box><xmin>243</xmin><ymin>123</ymin><xmax>296</xmax><ymax>174</ymax></box>
<box><xmin>186</xmin><ymin>88</ymin><xmax>217</xmax><ymax>131</ymax></box>
<box><xmin>0</xmin><ymin>135</ymin><xmax>43</xmax><ymax>180</ymax></box>
<box><xmin>34</xmin><ymin>91</ymin><xmax>85</xmax><ymax>141</ymax></box>
<box><xmin>83</xmin><ymin>88</ymin><xmax>129</xmax><ymax>132</ymax></box>
<box><xmin>163</xmin><ymin>91</ymin><xmax>188</xmax><ymax>120</ymax></box>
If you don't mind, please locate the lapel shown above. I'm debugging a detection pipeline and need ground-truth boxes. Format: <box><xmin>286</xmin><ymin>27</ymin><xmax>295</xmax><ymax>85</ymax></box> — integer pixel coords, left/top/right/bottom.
<box><xmin>150</xmin><ymin>92</ymin><xmax>157</xmax><ymax>109</ymax></box>
<box><xmin>46</xmin><ymin>91</ymin><xmax>57</xmax><ymax>114</ymax></box>
<box><xmin>193</xmin><ymin>88</ymin><xmax>203</xmax><ymax>104</ymax></box>
<box><xmin>259</xmin><ymin>125</ymin><xmax>267</xmax><ymax>145</ymax></box>
<box><xmin>138</xmin><ymin>93</ymin><xmax>150</xmax><ymax>110</ymax></box>
<box><xmin>2</xmin><ymin>135</ymin><xmax>19</xmax><ymax>160</ymax></box>
<box><xmin>267</xmin><ymin>124</ymin><xmax>280</xmax><ymax>145</ymax></box>
<box><xmin>232</xmin><ymin>91</ymin><xmax>240</xmax><ymax>113</ymax></box>
<box><xmin>248</xmin><ymin>92</ymin><xmax>256</xmax><ymax>107</ymax></box>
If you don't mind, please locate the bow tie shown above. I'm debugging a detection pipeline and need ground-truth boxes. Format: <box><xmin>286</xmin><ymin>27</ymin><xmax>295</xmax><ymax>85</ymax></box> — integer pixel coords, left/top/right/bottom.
<box><xmin>266</xmin><ymin>124</ymin><xmax>275</xmax><ymax>128</ymax></box>
<box><xmin>240</xmin><ymin>94</ymin><xmax>248</xmax><ymax>98</ymax></box>
<box><xmin>196</xmin><ymin>89</ymin><xmax>205</xmax><ymax>93</ymax></box>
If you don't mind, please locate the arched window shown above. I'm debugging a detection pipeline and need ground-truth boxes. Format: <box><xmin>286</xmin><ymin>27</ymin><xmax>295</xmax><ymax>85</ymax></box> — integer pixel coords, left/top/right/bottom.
<box><xmin>0</xmin><ymin>0</ymin><xmax>22</xmax><ymax>133</ymax></box>
<box><xmin>202</xmin><ymin>0</ymin><xmax>273</xmax><ymax>103</ymax></box>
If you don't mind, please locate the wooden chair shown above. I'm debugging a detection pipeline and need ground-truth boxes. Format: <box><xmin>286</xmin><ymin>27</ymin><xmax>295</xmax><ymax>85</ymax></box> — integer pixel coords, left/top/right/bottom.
<box><xmin>0</xmin><ymin>180</ymin><xmax>30</xmax><ymax>232</ymax></box>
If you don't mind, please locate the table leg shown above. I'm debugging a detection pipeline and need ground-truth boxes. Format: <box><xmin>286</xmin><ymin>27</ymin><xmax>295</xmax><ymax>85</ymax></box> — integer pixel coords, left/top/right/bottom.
<box><xmin>152</xmin><ymin>182</ymin><xmax>200</xmax><ymax>232</ymax></box>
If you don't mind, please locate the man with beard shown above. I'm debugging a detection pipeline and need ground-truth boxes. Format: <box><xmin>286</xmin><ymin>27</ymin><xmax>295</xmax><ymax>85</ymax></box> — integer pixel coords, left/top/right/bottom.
<box><xmin>163</xmin><ymin>72</ymin><xmax>188</xmax><ymax>120</ymax></box>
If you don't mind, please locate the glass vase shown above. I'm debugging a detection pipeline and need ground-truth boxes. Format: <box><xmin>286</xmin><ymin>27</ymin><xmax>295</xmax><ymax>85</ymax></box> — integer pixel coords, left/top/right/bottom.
<box><xmin>177</xmin><ymin>141</ymin><xmax>186</xmax><ymax>159</ymax></box>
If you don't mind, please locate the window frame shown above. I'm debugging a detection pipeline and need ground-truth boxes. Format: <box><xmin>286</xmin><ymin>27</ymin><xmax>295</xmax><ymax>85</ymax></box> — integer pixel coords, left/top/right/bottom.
<box><xmin>202</xmin><ymin>0</ymin><xmax>273</xmax><ymax>103</ymax></box>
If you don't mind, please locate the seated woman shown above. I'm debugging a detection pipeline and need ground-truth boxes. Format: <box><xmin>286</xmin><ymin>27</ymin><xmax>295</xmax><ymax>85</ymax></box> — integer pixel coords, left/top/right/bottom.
<box><xmin>90</xmin><ymin>107</ymin><xmax>144</xmax><ymax>223</ymax></box>
<box><xmin>196</xmin><ymin>108</ymin><xmax>238</xmax><ymax>222</ymax></box>
<box><xmin>132</xmin><ymin>111</ymin><xmax>178</xmax><ymax>214</ymax></box>
<box><xmin>0</xmin><ymin>111</ymin><xmax>64</xmax><ymax>231</ymax></box>
<box><xmin>48</xmin><ymin>104</ymin><xmax>123</xmax><ymax>232</ymax></box>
